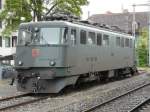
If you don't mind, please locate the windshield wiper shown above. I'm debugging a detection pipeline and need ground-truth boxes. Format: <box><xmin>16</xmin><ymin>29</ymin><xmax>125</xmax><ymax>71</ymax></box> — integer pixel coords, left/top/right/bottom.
<box><xmin>25</xmin><ymin>41</ymin><xmax>31</xmax><ymax>46</ymax></box>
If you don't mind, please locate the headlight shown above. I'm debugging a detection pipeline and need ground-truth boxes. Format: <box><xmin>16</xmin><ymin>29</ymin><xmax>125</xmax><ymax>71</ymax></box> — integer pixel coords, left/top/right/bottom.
<box><xmin>18</xmin><ymin>61</ymin><xmax>23</xmax><ymax>66</ymax></box>
<box><xmin>50</xmin><ymin>61</ymin><xmax>56</xmax><ymax>66</ymax></box>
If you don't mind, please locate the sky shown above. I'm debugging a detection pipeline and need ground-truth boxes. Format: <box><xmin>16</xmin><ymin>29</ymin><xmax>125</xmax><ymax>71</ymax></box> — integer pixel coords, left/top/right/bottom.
<box><xmin>82</xmin><ymin>0</ymin><xmax>150</xmax><ymax>19</ymax></box>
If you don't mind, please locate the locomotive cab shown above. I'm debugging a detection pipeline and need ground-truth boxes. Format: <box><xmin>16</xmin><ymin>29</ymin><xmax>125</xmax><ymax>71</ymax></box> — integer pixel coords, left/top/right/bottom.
<box><xmin>16</xmin><ymin>25</ymin><xmax>68</xmax><ymax>68</ymax></box>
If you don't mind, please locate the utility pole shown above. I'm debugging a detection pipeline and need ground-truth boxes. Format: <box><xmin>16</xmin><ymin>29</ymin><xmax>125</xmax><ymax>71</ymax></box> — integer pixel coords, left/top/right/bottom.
<box><xmin>88</xmin><ymin>11</ymin><xmax>90</xmax><ymax>18</ymax></box>
<box><xmin>132</xmin><ymin>4</ymin><xmax>138</xmax><ymax>66</ymax></box>
<box><xmin>132</xmin><ymin>4</ymin><xmax>136</xmax><ymax>38</ymax></box>
<box><xmin>148</xmin><ymin>1</ymin><xmax>150</xmax><ymax>66</ymax></box>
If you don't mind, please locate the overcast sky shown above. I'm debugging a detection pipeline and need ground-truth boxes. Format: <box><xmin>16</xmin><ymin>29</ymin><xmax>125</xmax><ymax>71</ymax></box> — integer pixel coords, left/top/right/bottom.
<box><xmin>82</xmin><ymin>0</ymin><xmax>149</xmax><ymax>19</ymax></box>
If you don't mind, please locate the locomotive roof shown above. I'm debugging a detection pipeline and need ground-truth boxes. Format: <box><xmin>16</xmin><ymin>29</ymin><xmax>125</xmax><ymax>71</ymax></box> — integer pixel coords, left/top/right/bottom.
<box><xmin>20</xmin><ymin>21</ymin><xmax>133</xmax><ymax>38</ymax></box>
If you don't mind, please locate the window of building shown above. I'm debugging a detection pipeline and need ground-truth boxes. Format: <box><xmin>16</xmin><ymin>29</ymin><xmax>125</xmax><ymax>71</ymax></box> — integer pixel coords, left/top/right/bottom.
<box><xmin>71</xmin><ymin>29</ymin><xmax>76</xmax><ymax>45</ymax></box>
<box><xmin>80</xmin><ymin>30</ymin><xmax>86</xmax><ymax>44</ymax></box>
<box><xmin>88</xmin><ymin>32</ymin><xmax>96</xmax><ymax>45</ymax></box>
<box><xmin>5</xmin><ymin>37</ymin><xmax>10</xmax><ymax>47</ymax></box>
<box><xmin>0</xmin><ymin>36</ymin><xmax>2</xmax><ymax>47</ymax></box>
<box><xmin>97</xmin><ymin>33</ymin><xmax>102</xmax><ymax>46</ymax></box>
<box><xmin>116</xmin><ymin>37</ymin><xmax>121</xmax><ymax>47</ymax></box>
<box><xmin>0</xmin><ymin>0</ymin><xmax>2</xmax><ymax>9</ymax></box>
<box><xmin>125</xmin><ymin>38</ymin><xmax>129</xmax><ymax>47</ymax></box>
<box><xmin>0</xmin><ymin>21</ymin><xmax>2</xmax><ymax>29</ymax></box>
<box><xmin>130</xmin><ymin>39</ymin><xmax>132</xmax><ymax>48</ymax></box>
<box><xmin>121</xmin><ymin>38</ymin><xmax>124</xmax><ymax>47</ymax></box>
<box><xmin>103</xmin><ymin>34</ymin><xmax>109</xmax><ymax>46</ymax></box>
<box><xmin>12</xmin><ymin>36</ymin><xmax>17</xmax><ymax>47</ymax></box>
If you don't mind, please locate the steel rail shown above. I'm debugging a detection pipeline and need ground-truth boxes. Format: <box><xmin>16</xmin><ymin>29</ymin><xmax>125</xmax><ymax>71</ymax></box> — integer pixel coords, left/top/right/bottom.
<box><xmin>82</xmin><ymin>82</ymin><xmax>150</xmax><ymax>112</ymax></box>
<box><xmin>0</xmin><ymin>93</ymin><xmax>30</xmax><ymax>102</ymax></box>
<box><xmin>0</xmin><ymin>96</ymin><xmax>49</xmax><ymax>111</ymax></box>
<box><xmin>128</xmin><ymin>97</ymin><xmax>150</xmax><ymax>112</ymax></box>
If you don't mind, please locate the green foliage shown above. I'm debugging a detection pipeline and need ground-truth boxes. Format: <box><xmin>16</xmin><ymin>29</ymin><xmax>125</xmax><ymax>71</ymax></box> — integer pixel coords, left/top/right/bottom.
<box><xmin>52</xmin><ymin>0</ymin><xmax>89</xmax><ymax>17</ymax></box>
<box><xmin>137</xmin><ymin>28</ymin><xmax>148</xmax><ymax>67</ymax></box>
<box><xmin>0</xmin><ymin>0</ymin><xmax>32</xmax><ymax>36</ymax></box>
<box><xmin>0</xmin><ymin>0</ymin><xmax>88</xmax><ymax>35</ymax></box>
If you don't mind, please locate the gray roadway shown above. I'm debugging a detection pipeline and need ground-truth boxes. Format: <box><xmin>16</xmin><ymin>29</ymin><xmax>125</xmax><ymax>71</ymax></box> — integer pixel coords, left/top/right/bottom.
<box><xmin>0</xmin><ymin>79</ymin><xmax>20</xmax><ymax>98</ymax></box>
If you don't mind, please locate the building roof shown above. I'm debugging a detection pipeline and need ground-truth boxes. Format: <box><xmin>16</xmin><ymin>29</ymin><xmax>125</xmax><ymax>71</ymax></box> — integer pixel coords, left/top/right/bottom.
<box><xmin>88</xmin><ymin>12</ymin><xmax>149</xmax><ymax>33</ymax></box>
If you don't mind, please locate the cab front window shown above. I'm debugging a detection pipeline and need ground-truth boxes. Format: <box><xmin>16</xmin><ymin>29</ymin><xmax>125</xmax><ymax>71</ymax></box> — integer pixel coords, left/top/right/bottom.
<box><xmin>18</xmin><ymin>27</ymin><xmax>68</xmax><ymax>45</ymax></box>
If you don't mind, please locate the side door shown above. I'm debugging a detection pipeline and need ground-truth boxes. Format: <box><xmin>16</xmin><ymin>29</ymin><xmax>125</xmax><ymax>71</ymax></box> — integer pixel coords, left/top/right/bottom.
<box><xmin>87</xmin><ymin>31</ymin><xmax>97</xmax><ymax>73</ymax></box>
<box><xmin>102</xmin><ymin>33</ymin><xmax>111</xmax><ymax>69</ymax></box>
<box><xmin>67</xmin><ymin>27</ymin><xmax>78</xmax><ymax>75</ymax></box>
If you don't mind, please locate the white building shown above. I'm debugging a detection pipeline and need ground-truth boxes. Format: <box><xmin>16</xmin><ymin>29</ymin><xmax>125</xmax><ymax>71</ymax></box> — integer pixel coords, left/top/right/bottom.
<box><xmin>0</xmin><ymin>0</ymin><xmax>17</xmax><ymax>65</ymax></box>
<box><xmin>0</xmin><ymin>33</ymin><xmax>17</xmax><ymax>57</ymax></box>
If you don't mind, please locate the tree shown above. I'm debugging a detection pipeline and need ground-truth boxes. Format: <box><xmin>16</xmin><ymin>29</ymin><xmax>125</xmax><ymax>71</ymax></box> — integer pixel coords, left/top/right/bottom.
<box><xmin>137</xmin><ymin>28</ymin><xmax>148</xmax><ymax>66</ymax></box>
<box><xmin>0</xmin><ymin>0</ymin><xmax>88</xmax><ymax>35</ymax></box>
<box><xmin>0</xmin><ymin>0</ymin><xmax>32</xmax><ymax>35</ymax></box>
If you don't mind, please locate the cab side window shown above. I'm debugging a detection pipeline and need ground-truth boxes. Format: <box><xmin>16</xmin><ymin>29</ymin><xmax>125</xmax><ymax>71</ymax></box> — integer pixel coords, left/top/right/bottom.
<box><xmin>103</xmin><ymin>34</ymin><xmax>109</xmax><ymax>46</ymax></box>
<box><xmin>80</xmin><ymin>30</ymin><xmax>86</xmax><ymax>44</ymax></box>
<box><xmin>125</xmin><ymin>38</ymin><xmax>129</xmax><ymax>47</ymax></box>
<box><xmin>121</xmin><ymin>38</ymin><xmax>124</xmax><ymax>47</ymax></box>
<box><xmin>62</xmin><ymin>28</ymin><xmax>68</xmax><ymax>43</ymax></box>
<box><xmin>97</xmin><ymin>33</ymin><xmax>102</xmax><ymax>46</ymax></box>
<box><xmin>130</xmin><ymin>39</ymin><xmax>132</xmax><ymax>48</ymax></box>
<box><xmin>116</xmin><ymin>37</ymin><xmax>121</xmax><ymax>47</ymax></box>
<box><xmin>88</xmin><ymin>32</ymin><xmax>96</xmax><ymax>45</ymax></box>
<box><xmin>71</xmin><ymin>29</ymin><xmax>76</xmax><ymax>45</ymax></box>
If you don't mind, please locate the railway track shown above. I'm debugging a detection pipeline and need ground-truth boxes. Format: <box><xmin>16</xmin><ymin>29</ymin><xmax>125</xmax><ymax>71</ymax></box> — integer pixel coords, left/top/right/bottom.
<box><xmin>0</xmin><ymin>93</ymin><xmax>29</xmax><ymax>102</ymax></box>
<box><xmin>0</xmin><ymin>93</ymin><xmax>49</xmax><ymax>111</ymax></box>
<box><xmin>82</xmin><ymin>81</ymin><xmax>150</xmax><ymax>112</ymax></box>
<box><xmin>128</xmin><ymin>97</ymin><xmax>150</xmax><ymax>112</ymax></box>
<box><xmin>0</xmin><ymin>71</ymin><xmax>147</xmax><ymax>112</ymax></box>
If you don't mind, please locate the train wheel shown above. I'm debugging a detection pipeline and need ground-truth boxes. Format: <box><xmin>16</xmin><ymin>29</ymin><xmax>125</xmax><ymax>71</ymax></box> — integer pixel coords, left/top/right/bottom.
<box><xmin>130</xmin><ymin>66</ymin><xmax>138</xmax><ymax>76</ymax></box>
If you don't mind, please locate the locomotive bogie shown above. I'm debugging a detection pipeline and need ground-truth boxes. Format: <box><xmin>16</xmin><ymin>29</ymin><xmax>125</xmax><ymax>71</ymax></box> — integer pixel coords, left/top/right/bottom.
<box><xmin>17</xmin><ymin>76</ymin><xmax>79</xmax><ymax>93</ymax></box>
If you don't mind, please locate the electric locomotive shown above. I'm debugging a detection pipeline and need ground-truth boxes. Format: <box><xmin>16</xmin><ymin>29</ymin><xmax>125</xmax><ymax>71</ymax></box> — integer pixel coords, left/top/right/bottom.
<box><xmin>15</xmin><ymin>18</ymin><xmax>137</xmax><ymax>93</ymax></box>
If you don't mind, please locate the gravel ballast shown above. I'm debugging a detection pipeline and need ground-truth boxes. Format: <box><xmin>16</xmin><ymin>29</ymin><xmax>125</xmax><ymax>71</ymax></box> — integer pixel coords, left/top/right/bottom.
<box><xmin>3</xmin><ymin>73</ymin><xmax>150</xmax><ymax>112</ymax></box>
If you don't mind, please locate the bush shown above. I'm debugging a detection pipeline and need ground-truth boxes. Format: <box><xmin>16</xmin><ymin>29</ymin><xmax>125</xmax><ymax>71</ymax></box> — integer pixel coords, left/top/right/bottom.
<box><xmin>136</xmin><ymin>28</ymin><xmax>148</xmax><ymax>67</ymax></box>
<box><xmin>137</xmin><ymin>48</ymin><xmax>148</xmax><ymax>67</ymax></box>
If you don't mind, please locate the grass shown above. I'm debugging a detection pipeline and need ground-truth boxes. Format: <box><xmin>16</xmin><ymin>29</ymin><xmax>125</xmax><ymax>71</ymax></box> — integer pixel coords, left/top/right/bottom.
<box><xmin>138</xmin><ymin>66</ymin><xmax>150</xmax><ymax>72</ymax></box>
